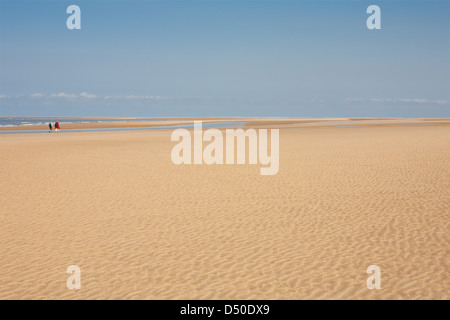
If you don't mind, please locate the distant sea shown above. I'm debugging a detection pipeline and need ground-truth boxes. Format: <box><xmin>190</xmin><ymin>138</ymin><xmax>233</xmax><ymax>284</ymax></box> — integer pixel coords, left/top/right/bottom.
<box><xmin>0</xmin><ymin>117</ymin><xmax>173</xmax><ymax>127</ymax></box>
<box><xmin>0</xmin><ymin>117</ymin><xmax>248</xmax><ymax>134</ymax></box>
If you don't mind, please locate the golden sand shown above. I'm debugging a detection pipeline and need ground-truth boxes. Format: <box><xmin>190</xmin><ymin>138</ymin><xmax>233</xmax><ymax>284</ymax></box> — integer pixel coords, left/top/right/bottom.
<box><xmin>0</xmin><ymin>119</ymin><xmax>449</xmax><ymax>299</ymax></box>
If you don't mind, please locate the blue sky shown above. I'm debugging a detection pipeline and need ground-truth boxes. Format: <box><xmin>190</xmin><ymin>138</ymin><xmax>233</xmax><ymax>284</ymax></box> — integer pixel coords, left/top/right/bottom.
<box><xmin>0</xmin><ymin>0</ymin><xmax>449</xmax><ymax>117</ymax></box>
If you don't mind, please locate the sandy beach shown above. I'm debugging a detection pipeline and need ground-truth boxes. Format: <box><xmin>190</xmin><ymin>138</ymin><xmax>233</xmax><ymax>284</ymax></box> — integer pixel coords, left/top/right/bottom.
<box><xmin>0</xmin><ymin>118</ymin><xmax>449</xmax><ymax>299</ymax></box>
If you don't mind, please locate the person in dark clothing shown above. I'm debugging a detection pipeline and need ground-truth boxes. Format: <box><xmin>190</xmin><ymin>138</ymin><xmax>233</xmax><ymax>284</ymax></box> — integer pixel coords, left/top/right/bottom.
<box><xmin>49</xmin><ymin>122</ymin><xmax>53</xmax><ymax>133</ymax></box>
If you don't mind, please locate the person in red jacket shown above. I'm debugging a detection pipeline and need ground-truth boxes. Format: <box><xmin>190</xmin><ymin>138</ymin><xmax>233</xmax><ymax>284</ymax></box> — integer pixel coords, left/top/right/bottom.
<box><xmin>55</xmin><ymin>121</ymin><xmax>60</xmax><ymax>133</ymax></box>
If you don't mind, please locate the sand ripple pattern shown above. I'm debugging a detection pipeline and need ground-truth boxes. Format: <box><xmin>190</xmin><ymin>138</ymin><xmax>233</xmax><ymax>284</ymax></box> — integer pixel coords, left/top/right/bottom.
<box><xmin>0</xmin><ymin>124</ymin><xmax>449</xmax><ymax>299</ymax></box>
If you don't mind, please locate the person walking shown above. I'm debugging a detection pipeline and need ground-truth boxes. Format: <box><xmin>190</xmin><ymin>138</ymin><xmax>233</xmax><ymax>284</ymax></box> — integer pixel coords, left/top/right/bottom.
<box><xmin>55</xmin><ymin>121</ymin><xmax>60</xmax><ymax>133</ymax></box>
<box><xmin>48</xmin><ymin>122</ymin><xmax>53</xmax><ymax>133</ymax></box>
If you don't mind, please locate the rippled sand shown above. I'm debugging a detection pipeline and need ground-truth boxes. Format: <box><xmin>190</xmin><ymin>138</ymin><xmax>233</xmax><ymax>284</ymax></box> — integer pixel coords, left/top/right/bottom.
<box><xmin>0</xmin><ymin>119</ymin><xmax>448</xmax><ymax>299</ymax></box>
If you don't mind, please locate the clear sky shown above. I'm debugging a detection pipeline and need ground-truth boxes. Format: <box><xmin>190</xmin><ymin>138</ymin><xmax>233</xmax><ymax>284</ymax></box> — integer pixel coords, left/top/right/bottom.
<box><xmin>0</xmin><ymin>0</ymin><xmax>449</xmax><ymax>117</ymax></box>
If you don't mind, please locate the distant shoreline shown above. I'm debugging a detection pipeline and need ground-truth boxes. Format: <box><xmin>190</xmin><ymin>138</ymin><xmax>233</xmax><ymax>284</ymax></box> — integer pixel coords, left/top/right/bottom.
<box><xmin>0</xmin><ymin>117</ymin><xmax>449</xmax><ymax>132</ymax></box>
